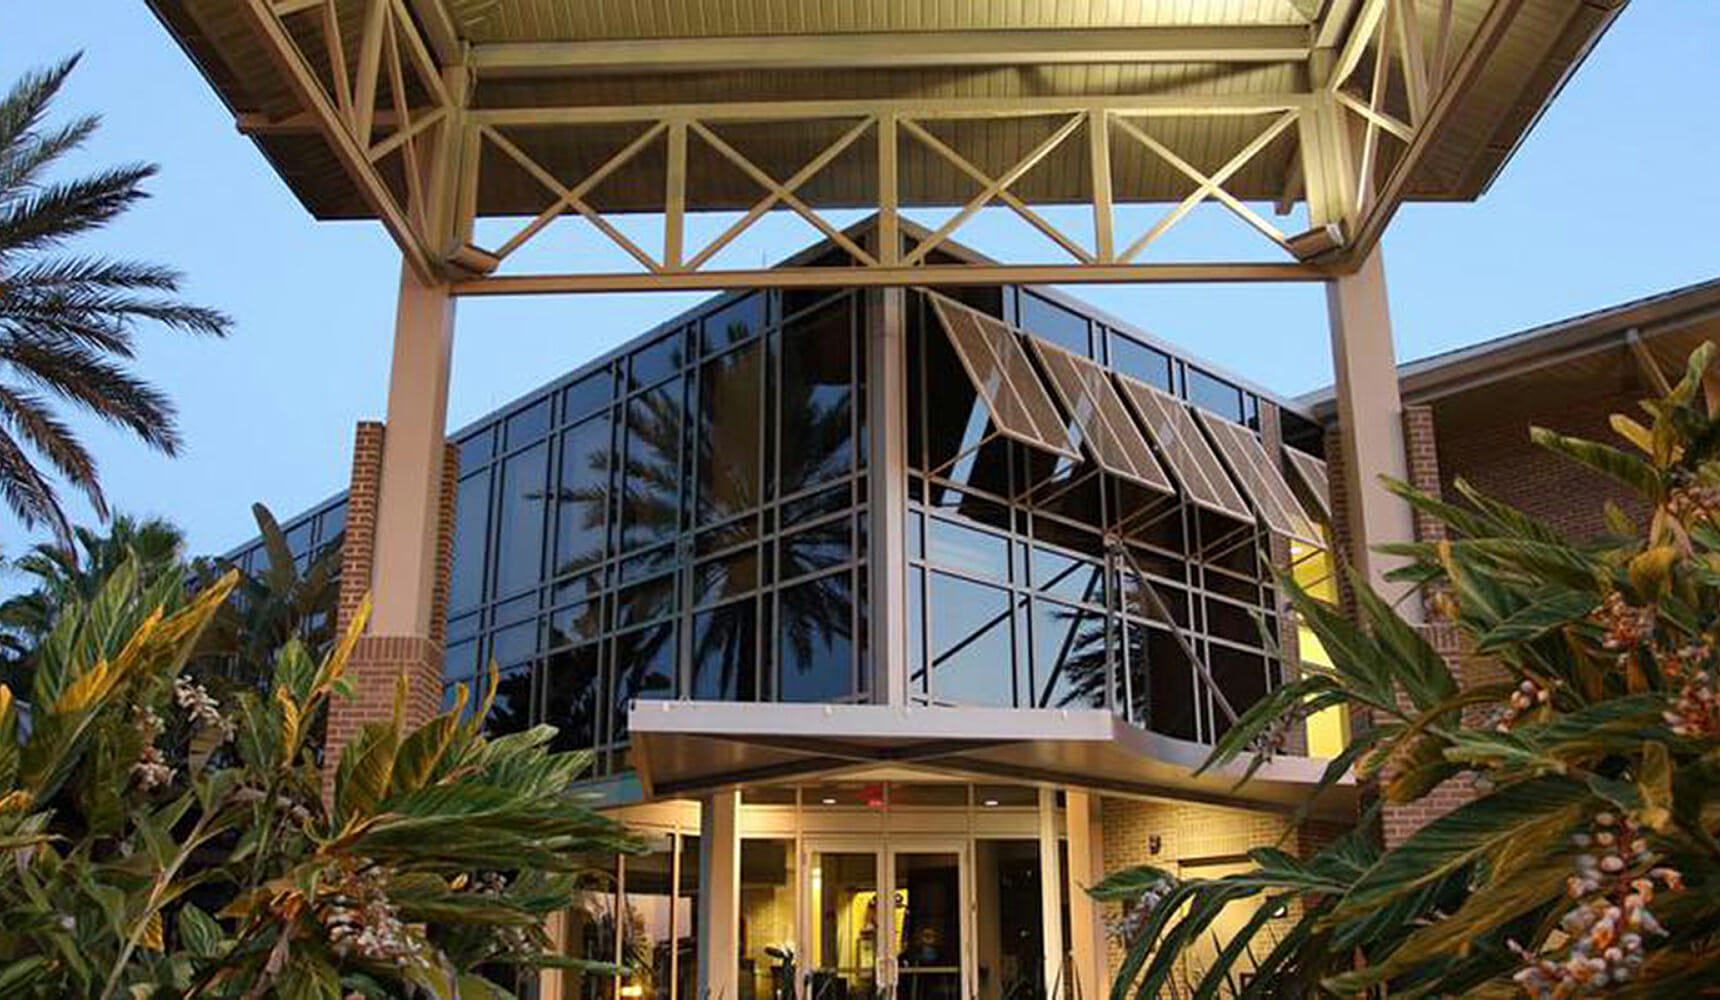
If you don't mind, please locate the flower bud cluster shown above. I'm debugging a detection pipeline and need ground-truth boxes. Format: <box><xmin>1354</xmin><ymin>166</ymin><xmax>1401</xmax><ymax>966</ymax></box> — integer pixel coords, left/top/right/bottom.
<box><xmin>174</xmin><ymin>675</ymin><xmax>236</xmax><ymax>740</ymax></box>
<box><xmin>469</xmin><ymin>871</ymin><xmax>534</xmax><ymax>955</ymax></box>
<box><xmin>1496</xmin><ymin>679</ymin><xmax>1550</xmax><ymax>733</ymax></box>
<box><xmin>1664</xmin><ymin>483</ymin><xmax>1720</xmax><ymax>524</ymax></box>
<box><xmin>319</xmin><ymin>858</ymin><xmax>425</xmax><ymax>966</ymax></box>
<box><xmin>1658</xmin><ymin>638</ymin><xmax>1720</xmax><ymax>738</ymax></box>
<box><xmin>1104</xmin><ymin>876</ymin><xmax>1174</xmax><ymax>943</ymax></box>
<box><xmin>129</xmin><ymin>705</ymin><xmax>174</xmax><ymax>790</ymax></box>
<box><xmin>1593</xmin><ymin>592</ymin><xmax>1655</xmax><ymax>657</ymax></box>
<box><xmin>1510</xmin><ymin>812</ymin><xmax>1683</xmax><ymax>997</ymax></box>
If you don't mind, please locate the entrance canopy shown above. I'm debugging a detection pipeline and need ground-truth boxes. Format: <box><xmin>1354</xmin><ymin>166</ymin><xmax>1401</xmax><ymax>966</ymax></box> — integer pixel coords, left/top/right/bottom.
<box><xmin>629</xmin><ymin>700</ymin><xmax>1356</xmax><ymax>818</ymax></box>
<box><xmin>149</xmin><ymin>0</ymin><xmax>1621</xmax><ymax>291</ymax></box>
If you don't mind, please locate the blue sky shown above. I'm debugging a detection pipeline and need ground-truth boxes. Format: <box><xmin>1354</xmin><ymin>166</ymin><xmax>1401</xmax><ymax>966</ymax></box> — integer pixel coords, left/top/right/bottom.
<box><xmin>1</xmin><ymin>1</ymin><xmax>1717</xmax><ymax>564</ymax></box>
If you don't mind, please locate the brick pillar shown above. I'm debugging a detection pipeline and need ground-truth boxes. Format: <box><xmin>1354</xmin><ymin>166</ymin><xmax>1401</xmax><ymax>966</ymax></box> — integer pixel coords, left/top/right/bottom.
<box><xmin>1380</xmin><ymin>405</ymin><xmax>1474</xmax><ymax>847</ymax></box>
<box><xmin>325</xmin><ymin>422</ymin><xmax>459</xmax><ymax>776</ymax></box>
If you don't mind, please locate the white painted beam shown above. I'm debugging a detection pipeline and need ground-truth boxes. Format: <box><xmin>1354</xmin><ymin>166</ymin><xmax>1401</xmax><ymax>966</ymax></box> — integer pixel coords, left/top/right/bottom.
<box><xmin>470</xmin><ymin>26</ymin><xmax>1311</xmax><ymax>77</ymax></box>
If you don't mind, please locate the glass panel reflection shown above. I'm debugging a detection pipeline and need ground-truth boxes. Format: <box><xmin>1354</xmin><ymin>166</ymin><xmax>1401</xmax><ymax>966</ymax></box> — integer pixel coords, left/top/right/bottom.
<box><xmin>544</xmin><ymin>643</ymin><xmax>600</xmax><ymax>752</ymax></box>
<box><xmin>495</xmin><ymin>441</ymin><xmax>550</xmax><ymax>596</ymax></box>
<box><xmin>692</xmin><ymin>597</ymin><xmax>758</xmax><ymax>701</ymax></box>
<box><xmin>779</xmin><ymin>301</ymin><xmax>855</xmax><ymax>496</ymax></box>
<box><xmin>926</xmin><ymin>572</ymin><xmax>1016</xmax><ymax>707</ymax></box>
<box><xmin>779</xmin><ymin>573</ymin><xmax>854</xmax><ymax>702</ymax></box>
<box><xmin>623</xmin><ymin>379</ymin><xmax>684</xmax><ymax>552</ymax></box>
<box><xmin>895</xmin><ymin>852</ymin><xmax>964</xmax><ymax>1000</ymax></box>
<box><xmin>810</xmin><ymin>851</ymin><xmax>879</xmax><ymax>1000</ymax></box>
<box><xmin>700</xmin><ymin>340</ymin><xmax>763</xmax><ymax>523</ymax></box>
<box><xmin>556</xmin><ymin>416</ymin><xmax>610</xmax><ymax>577</ymax></box>
<box><xmin>741</xmin><ymin>840</ymin><xmax>797</xmax><ymax>1000</ymax></box>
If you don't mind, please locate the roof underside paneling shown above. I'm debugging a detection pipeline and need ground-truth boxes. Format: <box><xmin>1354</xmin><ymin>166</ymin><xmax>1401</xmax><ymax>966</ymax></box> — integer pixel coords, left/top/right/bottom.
<box><xmin>148</xmin><ymin>0</ymin><xmax>1621</xmax><ymax>221</ymax></box>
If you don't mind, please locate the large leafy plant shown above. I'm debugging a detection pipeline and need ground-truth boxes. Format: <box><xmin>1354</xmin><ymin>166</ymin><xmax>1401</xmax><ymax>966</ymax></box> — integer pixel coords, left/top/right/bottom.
<box><xmin>1097</xmin><ymin>344</ymin><xmax>1720</xmax><ymax>998</ymax></box>
<box><xmin>0</xmin><ymin>560</ymin><xmax>637</xmax><ymax>998</ymax></box>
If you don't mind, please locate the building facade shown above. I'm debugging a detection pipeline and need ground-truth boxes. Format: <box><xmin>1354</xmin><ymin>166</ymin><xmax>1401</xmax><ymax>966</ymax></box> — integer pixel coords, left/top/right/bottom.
<box><xmin>232</xmin><ymin>235</ymin><xmax>1351</xmax><ymax>1000</ymax></box>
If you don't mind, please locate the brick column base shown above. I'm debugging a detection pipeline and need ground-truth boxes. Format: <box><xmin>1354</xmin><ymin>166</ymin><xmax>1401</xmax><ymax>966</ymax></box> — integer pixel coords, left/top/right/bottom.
<box><xmin>322</xmin><ymin>421</ymin><xmax>458</xmax><ymax>781</ymax></box>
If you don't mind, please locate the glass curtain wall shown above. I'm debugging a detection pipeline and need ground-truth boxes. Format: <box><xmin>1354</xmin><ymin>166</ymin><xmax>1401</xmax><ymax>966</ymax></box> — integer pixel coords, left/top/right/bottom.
<box><xmin>905</xmin><ymin>288</ymin><xmax>1284</xmax><ymax>745</ymax></box>
<box><xmin>438</xmin><ymin>288</ymin><xmax>870</xmax><ymax>773</ymax></box>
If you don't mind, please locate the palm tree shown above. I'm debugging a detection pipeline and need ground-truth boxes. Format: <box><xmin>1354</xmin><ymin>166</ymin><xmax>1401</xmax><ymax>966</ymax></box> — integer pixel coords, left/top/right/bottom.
<box><xmin>0</xmin><ymin>55</ymin><xmax>230</xmax><ymax>549</ymax></box>
<box><xmin>0</xmin><ymin>511</ymin><xmax>185</xmax><ymax>686</ymax></box>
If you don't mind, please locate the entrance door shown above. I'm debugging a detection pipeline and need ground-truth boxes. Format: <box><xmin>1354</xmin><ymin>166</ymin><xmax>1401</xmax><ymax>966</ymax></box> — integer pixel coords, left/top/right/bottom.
<box><xmin>804</xmin><ymin>841</ymin><xmax>972</xmax><ymax>1000</ymax></box>
<box><xmin>887</xmin><ymin>846</ymin><xmax>970</xmax><ymax>1000</ymax></box>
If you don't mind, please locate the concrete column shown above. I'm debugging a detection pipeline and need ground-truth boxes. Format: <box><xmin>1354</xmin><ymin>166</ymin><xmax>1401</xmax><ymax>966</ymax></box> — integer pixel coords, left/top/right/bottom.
<box><xmin>1037</xmin><ymin>788</ymin><xmax>1066</xmax><ymax>1000</ymax></box>
<box><xmin>1326</xmin><ymin>250</ymin><xmax>1419</xmax><ymax>619</ymax></box>
<box><xmin>698</xmin><ymin>791</ymin><xmax>741</xmax><ymax>1000</ymax></box>
<box><xmin>868</xmin><ymin>286</ymin><xmax>909</xmax><ymax>706</ymax></box>
<box><xmin>372</xmin><ymin>260</ymin><xmax>457</xmax><ymax>637</ymax></box>
<box><xmin>1063</xmin><ymin>791</ymin><xmax>1106</xmax><ymax>1000</ymax></box>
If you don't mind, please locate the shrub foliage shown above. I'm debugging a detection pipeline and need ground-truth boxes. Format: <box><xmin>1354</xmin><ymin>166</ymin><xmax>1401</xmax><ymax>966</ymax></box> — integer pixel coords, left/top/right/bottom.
<box><xmin>1097</xmin><ymin>345</ymin><xmax>1720</xmax><ymax>998</ymax></box>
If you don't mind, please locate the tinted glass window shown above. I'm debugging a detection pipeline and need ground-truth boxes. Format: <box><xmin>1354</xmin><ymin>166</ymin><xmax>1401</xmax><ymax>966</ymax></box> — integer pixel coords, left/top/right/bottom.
<box><xmin>698</xmin><ymin>340</ymin><xmax>762</xmax><ymax>523</ymax></box>
<box><xmin>494</xmin><ymin>441</ymin><xmax>550</xmax><ymax>597</ymax></box>
<box><xmin>613</xmin><ymin>623</ymin><xmax>677</xmax><ymax>741</ymax></box>
<box><xmin>1186</xmin><ymin>368</ymin><xmax>1245</xmax><ymax>422</ymax></box>
<box><xmin>1019</xmin><ymin>291</ymin><xmax>1090</xmax><ymax>357</ymax></box>
<box><xmin>565</xmin><ymin>369</ymin><xmax>613</xmax><ymax>423</ymax></box>
<box><xmin>622</xmin><ymin>378</ymin><xmax>683</xmax><ymax>551</ymax></box>
<box><xmin>702</xmin><ymin>293</ymin><xmax>765</xmax><ymax>353</ymax></box>
<box><xmin>778</xmin><ymin>302</ymin><xmax>853</xmax><ymax>496</ymax></box>
<box><xmin>778</xmin><ymin>572</ymin><xmax>853</xmax><ymax>702</ymax></box>
<box><xmin>485</xmin><ymin>666</ymin><xmax>535</xmax><ymax>736</ymax></box>
<box><xmin>927</xmin><ymin>572</ymin><xmax>1016</xmax><ymax>707</ymax></box>
<box><xmin>925</xmin><ymin>517</ymin><xmax>1010</xmax><ymax>582</ymax></box>
<box><xmin>544</xmin><ymin>643</ymin><xmax>600</xmax><ymax>752</ymax></box>
<box><xmin>555</xmin><ymin>416</ymin><xmax>609</xmax><ymax>578</ymax></box>
<box><xmin>1032</xmin><ymin>599</ymin><xmax>1107</xmax><ymax>709</ymax></box>
<box><xmin>1109</xmin><ymin>334</ymin><xmax>1172</xmax><ymax>391</ymax></box>
<box><xmin>781</xmin><ymin>517</ymin><xmax>853</xmax><ymax>580</ymax></box>
<box><xmin>458</xmin><ymin>428</ymin><xmax>493</xmax><ymax>471</ymax></box>
<box><xmin>505</xmin><ymin>397</ymin><xmax>551</xmax><ymax>448</ymax></box>
<box><xmin>692</xmin><ymin>597</ymin><xmax>758</xmax><ymax>701</ymax></box>
<box><xmin>631</xmin><ymin>330</ymin><xmax>686</xmax><ymax>388</ymax></box>
<box><xmin>449</xmin><ymin>471</ymin><xmax>491</xmax><ymax>613</ymax></box>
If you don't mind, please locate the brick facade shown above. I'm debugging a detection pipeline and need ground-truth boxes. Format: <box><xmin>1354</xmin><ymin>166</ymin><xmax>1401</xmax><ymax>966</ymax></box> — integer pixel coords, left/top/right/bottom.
<box><xmin>1099</xmin><ymin>797</ymin><xmax>1346</xmax><ymax>978</ymax></box>
<box><xmin>324</xmin><ymin>421</ymin><xmax>459</xmax><ymax>776</ymax></box>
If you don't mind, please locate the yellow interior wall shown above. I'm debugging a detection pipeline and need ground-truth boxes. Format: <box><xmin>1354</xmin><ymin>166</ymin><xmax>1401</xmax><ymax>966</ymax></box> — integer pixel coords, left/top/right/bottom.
<box><xmin>1291</xmin><ymin>541</ymin><xmax>1350</xmax><ymax>758</ymax></box>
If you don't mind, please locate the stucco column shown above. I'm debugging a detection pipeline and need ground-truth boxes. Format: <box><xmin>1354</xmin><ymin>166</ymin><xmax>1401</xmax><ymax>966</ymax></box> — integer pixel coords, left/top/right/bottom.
<box><xmin>1038</xmin><ymin>788</ymin><xmax>1067</xmax><ymax>1000</ymax></box>
<box><xmin>1326</xmin><ymin>250</ymin><xmax>1419</xmax><ymax>619</ymax></box>
<box><xmin>697</xmin><ymin>791</ymin><xmax>741</xmax><ymax>1000</ymax></box>
<box><xmin>1064</xmin><ymin>791</ymin><xmax>1106</xmax><ymax>1000</ymax></box>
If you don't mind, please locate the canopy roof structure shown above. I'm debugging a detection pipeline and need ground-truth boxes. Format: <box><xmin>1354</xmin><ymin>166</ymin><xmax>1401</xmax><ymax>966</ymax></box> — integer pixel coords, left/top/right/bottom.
<box><xmin>149</xmin><ymin>0</ymin><xmax>1622</xmax><ymax>292</ymax></box>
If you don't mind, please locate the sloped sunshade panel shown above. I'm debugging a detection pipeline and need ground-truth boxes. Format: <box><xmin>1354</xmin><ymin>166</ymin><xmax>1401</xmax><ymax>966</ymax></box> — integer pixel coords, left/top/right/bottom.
<box><xmin>1197</xmin><ymin>410</ymin><xmax>1323</xmax><ymax>547</ymax></box>
<box><xmin>1115</xmin><ymin>375</ymin><xmax>1254</xmax><ymax>523</ymax></box>
<box><xmin>1283</xmin><ymin>446</ymin><xmax>1332</xmax><ymax>523</ymax></box>
<box><xmin>1029</xmin><ymin>338</ymin><xmax>1176</xmax><ymax>495</ymax></box>
<box><xmin>926</xmin><ymin>293</ymin><xmax>1080</xmax><ymax>460</ymax></box>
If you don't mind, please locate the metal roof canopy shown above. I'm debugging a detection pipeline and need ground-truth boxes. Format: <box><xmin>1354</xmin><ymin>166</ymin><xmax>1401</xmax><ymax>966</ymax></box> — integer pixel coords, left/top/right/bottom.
<box><xmin>628</xmin><ymin>700</ymin><xmax>1356</xmax><ymax>819</ymax></box>
<box><xmin>149</xmin><ymin>0</ymin><xmax>1623</xmax><ymax>293</ymax></box>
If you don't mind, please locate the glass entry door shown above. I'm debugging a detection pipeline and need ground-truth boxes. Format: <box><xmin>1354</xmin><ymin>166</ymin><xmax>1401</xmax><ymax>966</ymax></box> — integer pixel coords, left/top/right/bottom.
<box><xmin>889</xmin><ymin>848</ymin><xmax>969</xmax><ymax>1000</ymax></box>
<box><xmin>804</xmin><ymin>842</ymin><xmax>972</xmax><ymax>1000</ymax></box>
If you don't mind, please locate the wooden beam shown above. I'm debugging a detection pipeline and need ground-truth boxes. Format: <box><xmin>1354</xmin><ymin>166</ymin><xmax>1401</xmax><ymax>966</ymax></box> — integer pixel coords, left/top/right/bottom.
<box><xmin>470</xmin><ymin>26</ymin><xmax>1312</xmax><ymax>77</ymax></box>
<box><xmin>401</xmin><ymin>0</ymin><xmax>461</xmax><ymax>68</ymax></box>
<box><xmin>451</xmin><ymin>261</ymin><xmax>1329</xmax><ymax>295</ymax></box>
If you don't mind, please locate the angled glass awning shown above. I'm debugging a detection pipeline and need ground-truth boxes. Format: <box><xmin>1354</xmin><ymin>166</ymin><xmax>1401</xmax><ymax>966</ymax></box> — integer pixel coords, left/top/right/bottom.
<box><xmin>926</xmin><ymin>293</ymin><xmax>1080</xmax><ymax>461</ymax></box>
<box><xmin>1028</xmin><ymin>338</ymin><xmax>1175</xmax><ymax>494</ymax></box>
<box><xmin>1115</xmin><ymin>376</ymin><xmax>1255</xmax><ymax>524</ymax></box>
<box><xmin>1283</xmin><ymin>446</ymin><xmax>1332</xmax><ymax>524</ymax></box>
<box><xmin>1197</xmin><ymin>410</ymin><xmax>1324</xmax><ymax>547</ymax></box>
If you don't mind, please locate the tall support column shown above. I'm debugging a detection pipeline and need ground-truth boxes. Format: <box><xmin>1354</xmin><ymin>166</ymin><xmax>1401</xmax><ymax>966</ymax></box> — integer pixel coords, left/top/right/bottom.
<box><xmin>372</xmin><ymin>261</ymin><xmax>457</xmax><ymax>637</ymax></box>
<box><xmin>1038</xmin><ymin>788</ymin><xmax>1067</xmax><ymax>1000</ymax></box>
<box><xmin>326</xmin><ymin>260</ymin><xmax>457</xmax><ymax>771</ymax></box>
<box><xmin>868</xmin><ymin>285</ymin><xmax>909</xmax><ymax>706</ymax></box>
<box><xmin>1326</xmin><ymin>250</ymin><xmax>1419</xmax><ymax>618</ymax></box>
<box><xmin>1064</xmin><ymin>791</ymin><xmax>1106</xmax><ymax>1000</ymax></box>
<box><xmin>698</xmin><ymin>791</ymin><xmax>741</xmax><ymax>1000</ymax></box>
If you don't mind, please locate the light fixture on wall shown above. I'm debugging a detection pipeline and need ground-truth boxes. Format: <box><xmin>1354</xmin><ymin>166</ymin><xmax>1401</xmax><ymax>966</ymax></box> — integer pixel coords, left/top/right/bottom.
<box><xmin>1148</xmin><ymin>835</ymin><xmax>1162</xmax><ymax>856</ymax></box>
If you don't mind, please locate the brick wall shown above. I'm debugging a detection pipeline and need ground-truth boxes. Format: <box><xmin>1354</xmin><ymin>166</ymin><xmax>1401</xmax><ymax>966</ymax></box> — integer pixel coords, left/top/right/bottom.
<box><xmin>1434</xmin><ymin>387</ymin><xmax>1648</xmax><ymax>542</ymax></box>
<box><xmin>1099</xmin><ymin>797</ymin><xmax>1343</xmax><ymax>979</ymax></box>
<box><xmin>324</xmin><ymin>422</ymin><xmax>458</xmax><ymax>777</ymax></box>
